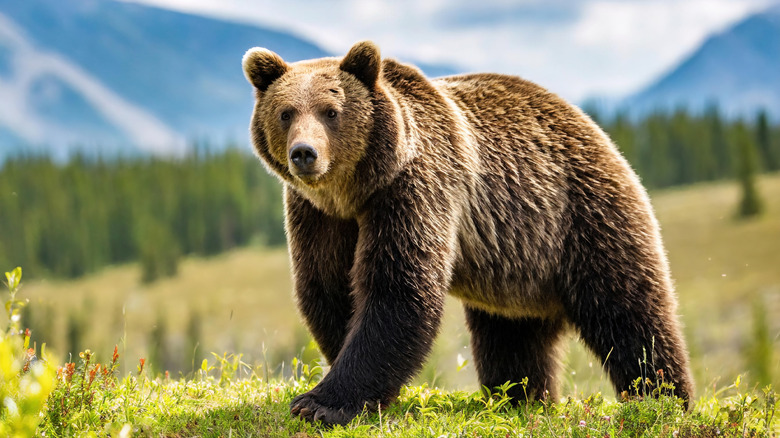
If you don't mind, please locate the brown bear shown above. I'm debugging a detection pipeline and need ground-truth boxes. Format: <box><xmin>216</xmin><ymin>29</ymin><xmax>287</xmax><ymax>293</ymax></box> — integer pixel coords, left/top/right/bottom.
<box><xmin>242</xmin><ymin>41</ymin><xmax>693</xmax><ymax>426</ymax></box>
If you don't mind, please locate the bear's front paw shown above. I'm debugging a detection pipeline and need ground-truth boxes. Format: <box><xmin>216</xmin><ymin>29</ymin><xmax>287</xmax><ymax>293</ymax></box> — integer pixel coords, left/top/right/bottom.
<box><xmin>290</xmin><ymin>391</ymin><xmax>358</xmax><ymax>426</ymax></box>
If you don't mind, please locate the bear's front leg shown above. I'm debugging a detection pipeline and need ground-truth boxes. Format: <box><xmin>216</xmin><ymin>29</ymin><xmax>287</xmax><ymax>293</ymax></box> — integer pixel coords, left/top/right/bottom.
<box><xmin>286</xmin><ymin>188</ymin><xmax>359</xmax><ymax>364</ymax></box>
<box><xmin>290</xmin><ymin>172</ymin><xmax>460</xmax><ymax>425</ymax></box>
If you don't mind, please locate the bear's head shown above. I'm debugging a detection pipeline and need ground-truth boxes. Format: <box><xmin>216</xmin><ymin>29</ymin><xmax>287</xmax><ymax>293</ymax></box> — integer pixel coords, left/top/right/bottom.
<box><xmin>243</xmin><ymin>42</ymin><xmax>385</xmax><ymax>204</ymax></box>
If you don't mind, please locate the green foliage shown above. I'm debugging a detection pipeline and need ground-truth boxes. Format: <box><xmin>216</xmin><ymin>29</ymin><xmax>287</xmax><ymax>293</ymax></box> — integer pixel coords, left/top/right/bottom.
<box><xmin>1</xmin><ymin>267</ymin><xmax>56</xmax><ymax>437</ymax></box>
<box><xmin>594</xmin><ymin>107</ymin><xmax>780</xmax><ymax>191</ymax></box>
<box><xmin>733</xmin><ymin>121</ymin><xmax>765</xmax><ymax>218</ymax></box>
<box><xmin>756</xmin><ymin>110</ymin><xmax>779</xmax><ymax>172</ymax></box>
<box><xmin>0</xmin><ymin>148</ymin><xmax>285</xmax><ymax>280</ymax></box>
<box><xmin>42</xmin><ymin>347</ymin><xmax>123</xmax><ymax>436</ymax></box>
<box><xmin>138</xmin><ymin>218</ymin><xmax>180</xmax><ymax>284</ymax></box>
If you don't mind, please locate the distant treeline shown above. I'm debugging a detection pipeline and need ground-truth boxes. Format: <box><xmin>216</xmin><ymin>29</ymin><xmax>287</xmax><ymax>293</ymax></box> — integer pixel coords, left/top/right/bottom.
<box><xmin>1</xmin><ymin>108</ymin><xmax>779</xmax><ymax>280</ymax></box>
<box><xmin>0</xmin><ymin>149</ymin><xmax>284</xmax><ymax>280</ymax></box>
<box><xmin>593</xmin><ymin>107</ymin><xmax>780</xmax><ymax>189</ymax></box>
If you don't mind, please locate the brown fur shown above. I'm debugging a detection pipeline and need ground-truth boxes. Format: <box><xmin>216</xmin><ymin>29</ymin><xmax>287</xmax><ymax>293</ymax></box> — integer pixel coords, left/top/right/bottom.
<box><xmin>242</xmin><ymin>41</ymin><xmax>694</xmax><ymax>426</ymax></box>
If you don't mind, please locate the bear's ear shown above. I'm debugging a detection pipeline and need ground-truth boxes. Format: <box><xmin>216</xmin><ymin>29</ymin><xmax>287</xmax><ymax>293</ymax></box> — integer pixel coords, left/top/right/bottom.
<box><xmin>242</xmin><ymin>47</ymin><xmax>289</xmax><ymax>92</ymax></box>
<box><xmin>340</xmin><ymin>41</ymin><xmax>381</xmax><ymax>89</ymax></box>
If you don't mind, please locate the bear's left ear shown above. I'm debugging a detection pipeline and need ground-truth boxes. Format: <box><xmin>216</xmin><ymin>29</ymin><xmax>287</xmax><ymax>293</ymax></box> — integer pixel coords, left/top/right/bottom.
<box><xmin>340</xmin><ymin>41</ymin><xmax>381</xmax><ymax>89</ymax></box>
<box><xmin>242</xmin><ymin>47</ymin><xmax>289</xmax><ymax>92</ymax></box>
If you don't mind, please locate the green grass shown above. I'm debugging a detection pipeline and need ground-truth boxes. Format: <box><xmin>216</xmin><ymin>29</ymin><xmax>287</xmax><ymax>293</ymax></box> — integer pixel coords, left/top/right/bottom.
<box><xmin>33</xmin><ymin>347</ymin><xmax>780</xmax><ymax>437</ymax></box>
<box><xmin>11</xmin><ymin>269</ymin><xmax>778</xmax><ymax>437</ymax></box>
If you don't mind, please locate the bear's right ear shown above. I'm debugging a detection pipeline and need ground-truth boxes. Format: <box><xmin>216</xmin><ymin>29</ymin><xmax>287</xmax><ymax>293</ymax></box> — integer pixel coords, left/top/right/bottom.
<box><xmin>242</xmin><ymin>47</ymin><xmax>289</xmax><ymax>92</ymax></box>
<box><xmin>340</xmin><ymin>41</ymin><xmax>381</xmax><ymax>89</ymax></box>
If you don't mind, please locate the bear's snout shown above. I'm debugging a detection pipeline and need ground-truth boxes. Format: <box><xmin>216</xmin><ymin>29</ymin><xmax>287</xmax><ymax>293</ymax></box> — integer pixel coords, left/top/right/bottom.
<box><xmin>289</xmin><ymin>143</ymin><xmax>319</xmax><ymax>175</ymax></box>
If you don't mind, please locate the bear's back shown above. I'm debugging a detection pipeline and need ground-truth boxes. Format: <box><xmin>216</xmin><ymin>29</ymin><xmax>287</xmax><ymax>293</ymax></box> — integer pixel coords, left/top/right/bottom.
<box><xmin>434</xmin><ymin>73</ymin><xmax>603</xmax><ymax>153</ymax></box>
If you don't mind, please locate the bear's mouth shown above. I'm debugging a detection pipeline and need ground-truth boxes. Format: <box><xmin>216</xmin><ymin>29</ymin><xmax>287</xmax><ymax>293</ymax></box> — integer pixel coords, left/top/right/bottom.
<box><xmin>291</xmin><ymin>170</ymin><xmax>324</xmax><ymax>186</ymax></box>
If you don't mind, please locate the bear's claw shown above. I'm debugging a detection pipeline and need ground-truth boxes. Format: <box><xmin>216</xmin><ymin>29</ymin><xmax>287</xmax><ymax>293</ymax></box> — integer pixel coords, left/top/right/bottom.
<box><xmin>290</xmin><ymin>392</ymin><xmax>355</xmax><ymax>426</ymax></box>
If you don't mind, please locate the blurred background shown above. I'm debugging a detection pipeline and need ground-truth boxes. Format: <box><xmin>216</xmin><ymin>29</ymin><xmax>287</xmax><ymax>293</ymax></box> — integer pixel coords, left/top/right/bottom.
<box><xmin>0</xmin><ymin>0</ymin><xmax>778</xmax><ymax>397</ymax></box>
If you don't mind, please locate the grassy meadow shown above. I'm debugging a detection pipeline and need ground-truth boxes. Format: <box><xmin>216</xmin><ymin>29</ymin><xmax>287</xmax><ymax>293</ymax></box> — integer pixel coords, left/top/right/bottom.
<box><xmin>4</xmin><ymin>173</ymin><xmax>780</xmax><ymax>401</ymax></box>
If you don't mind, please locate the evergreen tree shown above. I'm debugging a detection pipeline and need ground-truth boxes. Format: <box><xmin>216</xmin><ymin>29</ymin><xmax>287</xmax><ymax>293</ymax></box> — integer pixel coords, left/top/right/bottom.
<box><xmin>705</xmin><ymin>105</ymin><xmax>732</xmax><ymax>180</ymax></box>
<box><xmin>756</xmin><ymin>110</ymin><xmax>778</xmax><ymax>171</ymax></box>
<box><xmin>138</xmin><ymin>219</ymin><xmax>181</xmax><ymax>284</ymax></box>
<box><xmin>610</xmin><ymin>110</ymin><xmax>638</xmax><ymax>167</ymax></box>
<box><xmin>734</xmin><ymin>122</ymin><xmax>764</xmax><ymax>218</ymax></box>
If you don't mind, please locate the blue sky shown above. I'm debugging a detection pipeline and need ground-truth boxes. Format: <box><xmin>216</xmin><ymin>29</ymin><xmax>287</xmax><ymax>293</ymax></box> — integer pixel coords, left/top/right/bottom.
<box><xmin>123</xmin><ymin>0</ymin><xmax>777</xmax><ymax>102</ymax></box>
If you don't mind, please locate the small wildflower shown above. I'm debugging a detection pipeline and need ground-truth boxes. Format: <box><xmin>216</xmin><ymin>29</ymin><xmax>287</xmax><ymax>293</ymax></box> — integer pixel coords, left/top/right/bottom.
<box><xmin>112</xmin><ymin>345</ymin><xmax>119</xmax><ymax>364</ymax></box>
<box><xmin>165</xmin><ymin>370</ymin><xmax>170</xmax><ymax>380</ymax></box>
<box><xmin>579</xmin><ymin>420</ymin><xmax>587</xmax><ymax>427</ymax></box>
<box><xmin>65</xmin><ymin>362</ymin><xmax>76</xmax><ymax>382</ymax></box>
<box><xmin>89</xmin><ymin>364</ymin><xmax>100</xmax><ymax>384</ymax></box>
<box><xmin>21</xmin><ymin>347</ymin><xmax>36</xmax><ymax>372</ymax></box>
<box><xmin>138</xmin><ymin>358</ymin><xmax>146</xmax><ymax>375</ymax></box>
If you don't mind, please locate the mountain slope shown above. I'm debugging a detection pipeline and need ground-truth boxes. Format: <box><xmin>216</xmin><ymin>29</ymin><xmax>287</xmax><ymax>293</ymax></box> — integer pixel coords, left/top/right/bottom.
<box><xmin>0</xmin><ymin>0</ymin><xmax>330</xmax><ymax>153</ymax></box>
<box><xmin>627</xmin><ymin>4</ymin><xmax>780</xmax><ymax>119</ymax></box>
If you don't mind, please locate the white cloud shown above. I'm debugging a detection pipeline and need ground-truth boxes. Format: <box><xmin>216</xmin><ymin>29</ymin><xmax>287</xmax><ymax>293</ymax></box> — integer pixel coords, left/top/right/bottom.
<box><xmin>120</xmin><ymin>0</ymin><xmax>775</xmax><ymax>101</ymax></box>
<box><xmin>571</xmin><ymin>0</ymin><xmax>770</xmax><ymax>95</ymax></box>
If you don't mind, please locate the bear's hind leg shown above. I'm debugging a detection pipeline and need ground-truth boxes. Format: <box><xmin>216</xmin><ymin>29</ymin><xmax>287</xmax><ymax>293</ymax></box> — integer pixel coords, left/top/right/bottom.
<box><xmin>560</xmin><ymin>273</ymin><xmax>694</xmax><ymax>405</ymax></box>
<box><xmin>465</xmin><ymin>306</ymin><xmax>566</xmax><ymax>402</ymax></box>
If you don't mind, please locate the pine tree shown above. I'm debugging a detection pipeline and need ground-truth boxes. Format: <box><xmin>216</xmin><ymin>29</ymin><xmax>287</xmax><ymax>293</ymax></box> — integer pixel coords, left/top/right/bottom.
<box><xmin>734</xmin><ymin>121</ymin><xmax>764</xmax><ymax>219</ymax></box>
<box><xmin>756</xmin><ymin>110</ymin><xmax>778</xmax><ymax>172</ymax></box>
<box><xmin>138</xmin><ymin>219</ymin><xmax>181</xmax><ymax>284</ymax></box>
<box><xmin>706</xmin><ymin>105</ymin><xmax>732</xmax><ymax>180</ymax></box>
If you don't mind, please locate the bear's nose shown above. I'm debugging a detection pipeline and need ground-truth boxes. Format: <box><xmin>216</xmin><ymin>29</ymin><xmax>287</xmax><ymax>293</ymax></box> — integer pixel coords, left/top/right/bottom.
<box><xmin>289</xmin><ymin>143</ymin><xmax>318</xmax><ymax>172</ymax></box>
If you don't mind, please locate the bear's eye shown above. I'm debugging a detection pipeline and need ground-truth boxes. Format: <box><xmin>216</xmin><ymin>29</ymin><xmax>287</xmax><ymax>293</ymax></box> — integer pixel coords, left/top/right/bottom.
<box><xmin>326</xmin><ymin>109</ymin><xmax>338</xmax><ymax>119</ymax></box>
<box><xmin>280</xmin><ymin>111</ymin><xmax>291</xmax><ymax>121</ymax></box>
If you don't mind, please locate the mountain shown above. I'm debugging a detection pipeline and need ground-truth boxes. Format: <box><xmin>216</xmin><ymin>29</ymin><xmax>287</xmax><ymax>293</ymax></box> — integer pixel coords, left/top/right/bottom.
<box><xmin>626</xmin><ymin>4</ymin><xmax>780</xmax><ymax>119</ymax></box>
<box><xmin>0</xmin><ymin>0</ymin><xmax>331</xmax><ymax>156</ymax></box>
<box><xmin>0</xmin><ymin>0</ymin><xmax>458</xmax><ymax>159</ymax></box>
